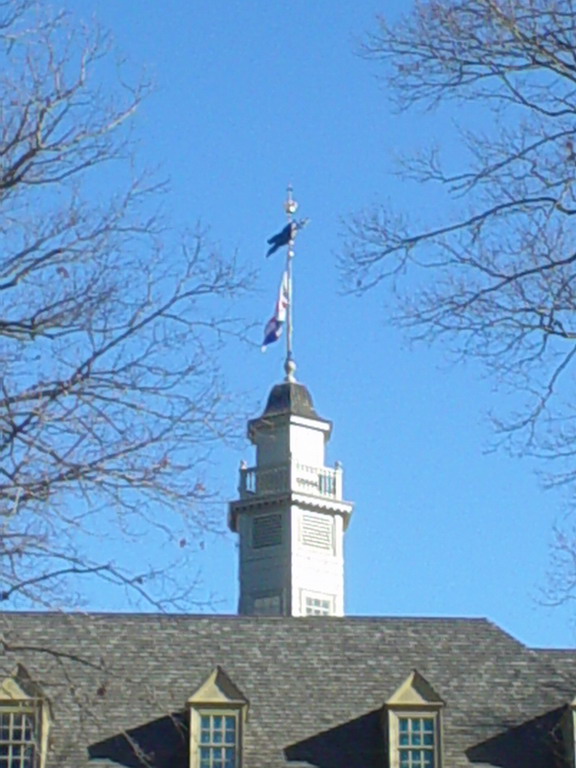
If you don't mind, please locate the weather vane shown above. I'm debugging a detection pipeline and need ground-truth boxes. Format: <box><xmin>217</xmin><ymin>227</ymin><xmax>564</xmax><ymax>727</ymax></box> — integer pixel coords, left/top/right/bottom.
<box><xmin>261</xmin><ymin>184</ymin><xmax>310</xmax><ymax>383</ymax></box>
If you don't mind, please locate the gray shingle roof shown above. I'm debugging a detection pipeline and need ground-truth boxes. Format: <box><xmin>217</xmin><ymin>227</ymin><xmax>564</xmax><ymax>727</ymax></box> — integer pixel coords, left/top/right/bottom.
<box><xmin>533</xmin><ymin>648</ymin><xmax>576</xmax><ymax>688</ymax></box>
<box><xmin>0</xmin><ymin>613</ymin><xmax>573</xmax><ymax>768</ymax></box>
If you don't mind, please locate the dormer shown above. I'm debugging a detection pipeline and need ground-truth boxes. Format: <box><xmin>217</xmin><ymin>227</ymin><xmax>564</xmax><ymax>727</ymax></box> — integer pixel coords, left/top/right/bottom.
<box><xmin>188</xmin><ymin>667</ymin><xmax>248</xmax><ymax>768</ymax></box>
<box><xmin>0</xmin><ymin>665</ymin><xmax>51</xmax><ymax>768</ymax></box>
<box><xmin>385</xmin><ymin>670</ymin><xmax>444</xmax><ymax>768</ymax></box>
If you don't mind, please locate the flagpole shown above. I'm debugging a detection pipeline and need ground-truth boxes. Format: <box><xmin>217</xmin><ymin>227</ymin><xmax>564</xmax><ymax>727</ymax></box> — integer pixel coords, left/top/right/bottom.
<box><xmin>284</xmin><ymin>184</ymin><xmax>298</xmax><ymax>383</ymax></box>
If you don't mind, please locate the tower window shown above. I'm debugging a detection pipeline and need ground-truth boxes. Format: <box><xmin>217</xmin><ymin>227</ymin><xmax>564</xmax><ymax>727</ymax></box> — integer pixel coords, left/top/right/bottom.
<box><xmin>199</xmin><ymin>713</ymin><xmax>238</xmax><ymax>768</ymax></box>
<box><xmin>252</xmin><ymin>594</ymin><xmax>282</xmax><ymax>616</ymax></box>
<box><xmin>252</xmin><ymin>514</ymin><xmax>282</xmax><ymax>549</ymax></box>
<box><xmin>398</xmin><ymin>717</ymin><xmax>436</xmax><ymax>768</ymax></box>
<box><xmin>302</xmin><ymin>592</ymin><xmax>334</xmax><ymax>616</ymax></box>
<box><xmin>0</xmin><ymin>711</ymin><xmax>37</xmax><ymax>768</ymax></box>
<box><xmin>300</xmin><ymin>513</ymin><xmax>333</xmax><ymax>551</ymax></box>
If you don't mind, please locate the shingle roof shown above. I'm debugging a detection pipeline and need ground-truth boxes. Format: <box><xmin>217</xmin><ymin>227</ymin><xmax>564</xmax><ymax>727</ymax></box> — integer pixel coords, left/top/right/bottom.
<box><xmin>533</xmin><ymin>648</ymin><xmax>576</xmax><ymax>687</ymax></box>
<box><xmin>0</xmin><ymin>613</ymin><xmax>573</xmax><ymax>768</ymax></box>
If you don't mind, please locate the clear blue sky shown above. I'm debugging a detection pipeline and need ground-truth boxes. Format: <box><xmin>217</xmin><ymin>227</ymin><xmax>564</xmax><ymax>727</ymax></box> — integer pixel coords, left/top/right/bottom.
<box><xmin>61</xmin><ymin>0</ymin><xmax>574</xmax><ymax>648</ymax></box>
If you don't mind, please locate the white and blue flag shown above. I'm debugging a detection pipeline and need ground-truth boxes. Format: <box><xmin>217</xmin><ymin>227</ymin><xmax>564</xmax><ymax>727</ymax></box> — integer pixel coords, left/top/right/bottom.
<box><xmin>262</xmin><ymin>271</ymin><xmax>289</xmax><ymax>350</ymax></box>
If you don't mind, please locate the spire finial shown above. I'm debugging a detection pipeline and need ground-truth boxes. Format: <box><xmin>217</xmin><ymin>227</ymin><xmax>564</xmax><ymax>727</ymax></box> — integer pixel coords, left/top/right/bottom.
<box><xmin>284</xmin><ymin>356</ymin><xmax>296</xmax><ymax>383</ymax></box>
<box><xmin>284</xmin><ymin>183</ymin><xmax>298</xmax><ymax>219</ymax></box>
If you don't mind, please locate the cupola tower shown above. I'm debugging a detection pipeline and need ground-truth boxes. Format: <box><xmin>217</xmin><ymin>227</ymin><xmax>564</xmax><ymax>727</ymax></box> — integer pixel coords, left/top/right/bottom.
<box><xmin>228</xmin><ymin>375</ymin><xmax>354</xmax><ymax>616</ymax></box>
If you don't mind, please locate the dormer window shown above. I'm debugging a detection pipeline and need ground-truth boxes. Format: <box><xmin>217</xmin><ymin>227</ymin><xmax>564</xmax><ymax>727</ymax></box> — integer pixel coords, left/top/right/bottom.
<box><xmin>0</xmin><ymin>710</ymin><xmax>37</xmax><ymax>768</ymax></box>
<box><xmin>386</xmin><ymin>670</ymin><xmax>444</xmax><ymax>768</ymax></box>
<box><xmin>199</xmin><ymin>713</ymin><xmax>238</xmax><ymax>768</ymax></box>
<box><xmin>188</xmin><ymin>667</ymin><xmax>248</xmax><ymax>768</ymax></box>
<box><xmin>200</xmin><ymin>712</ymin><xmax>238</xmax><ymax>768</ymax></box>
<box><xmin>398</xmin><ymin>716</ymin><xmax>437</xmax><ymax>767</ymax></box>
<box><xmin>0</xmin><ymin>666</ymin><xmax>49</xmax><ymax>768</ymax></box>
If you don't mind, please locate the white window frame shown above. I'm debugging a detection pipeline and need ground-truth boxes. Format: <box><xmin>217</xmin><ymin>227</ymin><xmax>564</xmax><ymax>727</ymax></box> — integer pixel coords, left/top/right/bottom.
<box><xmin>190</xmin><ymin>707</ymin><xmax>242</xmax><ymax>768</ymax></box>
<box><xmin>301</xmin><ymin>590</ymin><xmax>335</xmax><ymax>616</ymax></box>
<box><xmin>388</xmin><ymin>709</ymin><xmax>442</xmax><ymax>768</ymax></box>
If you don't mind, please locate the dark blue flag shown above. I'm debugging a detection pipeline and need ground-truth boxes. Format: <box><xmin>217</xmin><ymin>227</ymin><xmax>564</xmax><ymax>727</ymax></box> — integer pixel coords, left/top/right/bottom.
<box><xmin>265</xmin><ymin>219</ymin><xmax>309</xmax><ymax>257</ymax></box>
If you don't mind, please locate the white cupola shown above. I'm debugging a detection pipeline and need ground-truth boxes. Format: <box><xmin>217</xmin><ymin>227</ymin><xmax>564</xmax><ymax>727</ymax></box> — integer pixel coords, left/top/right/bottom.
<box><xmin>228</xmin><ymin>379</ymin><xmax>354</xmax><ymax>616</ymax></box>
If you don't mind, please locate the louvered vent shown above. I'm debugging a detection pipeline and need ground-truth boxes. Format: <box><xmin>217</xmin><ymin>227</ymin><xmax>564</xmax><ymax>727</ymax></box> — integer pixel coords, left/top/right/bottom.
<box><xmin>301</xmin><ymin>514</ymin><xmax>333</xmax><ymax>551</ymax></box>
<box><xmin>252</xmin><ymin>514</ymin><xmax>282</xmax><ymax>549</ymax></box>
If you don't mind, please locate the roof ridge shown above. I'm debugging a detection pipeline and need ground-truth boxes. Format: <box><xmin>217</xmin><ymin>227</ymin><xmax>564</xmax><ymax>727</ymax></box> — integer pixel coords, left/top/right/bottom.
<box><xmin>0</xmin><ymin>611</ymin><xmax>494</xmax><ymax>621</ymax></box>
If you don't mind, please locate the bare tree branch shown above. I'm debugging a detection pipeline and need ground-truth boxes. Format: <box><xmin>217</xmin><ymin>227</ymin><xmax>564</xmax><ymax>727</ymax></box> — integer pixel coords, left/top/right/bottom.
<box><xmin>341</xmin><ymin>0</ymin><xmax>576</xmax><ymax>606</ymax></box>
<box><xmin>0</xmin><ymin>3</ymin><xmax>252</xmax><ymax>611</ymax></box>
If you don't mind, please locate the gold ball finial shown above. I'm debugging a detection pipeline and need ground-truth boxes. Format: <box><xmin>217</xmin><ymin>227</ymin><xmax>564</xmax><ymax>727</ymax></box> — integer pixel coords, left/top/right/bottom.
<box><xmin>284</xmin><ymin>183</ymin><xmax>298</xmax><ymax>216</ymax></box>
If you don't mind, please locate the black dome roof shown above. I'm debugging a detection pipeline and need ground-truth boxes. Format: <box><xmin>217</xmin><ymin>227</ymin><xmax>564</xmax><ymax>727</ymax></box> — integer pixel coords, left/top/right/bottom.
<box><xmin>262</xmin><ymin>381</ymin><xmax>320</xmax><ymax>419</ymax></box>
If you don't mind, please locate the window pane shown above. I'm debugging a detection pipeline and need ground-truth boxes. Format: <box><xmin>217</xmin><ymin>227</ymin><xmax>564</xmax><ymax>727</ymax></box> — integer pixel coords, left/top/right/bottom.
<box><xmin>304</xmin><ymin>595</ymin><xmax>332</xmax><ymax>616</ymax></box>
<box><xmin>253</xmin><ymin>594</ymin><xmax>282</xmax><ymax>616</ymax></box>
<box><xmin>23</xmin><ymin>718</ymin><xmax>33</xmax><ymax>742</ymax></box>
<box><xmin>397</xmin><ymin>717</ymin><xmax>436</xmax><ymax>768</ymax></box>
<box><xmin>198</xmin><ymin>714</ymin><xmax>237</xmax><ymax>768</ymax></box>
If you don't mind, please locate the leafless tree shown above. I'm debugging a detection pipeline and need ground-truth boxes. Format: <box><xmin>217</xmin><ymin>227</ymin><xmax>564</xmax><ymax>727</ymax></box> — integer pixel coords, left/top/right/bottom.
<box><xmin>342</xmin><ymin>0</ymin><xmax>576</xmax><ymax>491</ymax></box>
<box><xmin>0</xmin><ymin>1</ymin><xmax>251</xmax><ymax>610</ymax></box>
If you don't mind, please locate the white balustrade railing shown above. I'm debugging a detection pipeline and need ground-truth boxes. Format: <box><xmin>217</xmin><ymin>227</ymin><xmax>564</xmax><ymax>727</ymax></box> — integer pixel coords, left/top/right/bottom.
<box><xmin>239</xmin><ymin>460</ymin><xmax>343</xmax><ymax>500</ymax></box>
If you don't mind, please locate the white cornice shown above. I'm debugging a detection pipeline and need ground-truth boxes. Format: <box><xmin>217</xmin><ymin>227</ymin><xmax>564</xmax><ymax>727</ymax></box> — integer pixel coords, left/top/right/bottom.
<box><xmin>228</xmin><ymin>492</ymin><xmax>353</xmax><ymax>531</ymax></box>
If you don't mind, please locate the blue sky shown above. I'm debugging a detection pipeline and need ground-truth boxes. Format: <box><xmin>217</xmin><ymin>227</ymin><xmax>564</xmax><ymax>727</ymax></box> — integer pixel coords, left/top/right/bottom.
<box><xmin>59</xmin><ymin>0</ymin><xmax>575</xmax><ymax>648</ymax></box>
